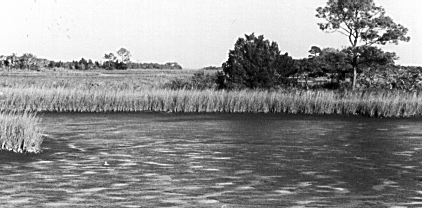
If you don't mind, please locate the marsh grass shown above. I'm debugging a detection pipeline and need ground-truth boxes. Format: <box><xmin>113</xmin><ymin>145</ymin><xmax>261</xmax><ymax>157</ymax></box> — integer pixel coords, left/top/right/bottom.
<box><xmin>0</xmin><ymin>69</ymin><xmax>197</xmax><ymax>90</ymax></box>
<box><xmin>0</xmin><ymin>111</ymin><xmax>43</xmax><ymax>153</ymax></box>
<box><xmin>0</xmin><ymin>87</ymin><xmax>420</xmax><ymax>118</ymax></box>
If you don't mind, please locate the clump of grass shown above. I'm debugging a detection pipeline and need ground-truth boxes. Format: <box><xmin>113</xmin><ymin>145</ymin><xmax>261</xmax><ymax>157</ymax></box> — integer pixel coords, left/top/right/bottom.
<box><xmin>0</xmin><ymin>87</ymin><xmax>420</xmax><ymax>118</ymax></box>
<box><xmin>0</xmin><ymin>111</ymin><xmax>43</xmax><ymax>153</ymax></box>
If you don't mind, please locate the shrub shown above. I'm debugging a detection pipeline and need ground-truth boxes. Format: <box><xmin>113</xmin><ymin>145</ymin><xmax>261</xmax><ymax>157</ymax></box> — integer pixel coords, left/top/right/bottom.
<box><xmin>358</xmin><ymin>65</ymin><xmax>422</xmax><ymax>91</ymax></box>
<box><xmin>219</xmin><ymin>33</ymin><xmax>296</xmax><ymax>89</ymax></box>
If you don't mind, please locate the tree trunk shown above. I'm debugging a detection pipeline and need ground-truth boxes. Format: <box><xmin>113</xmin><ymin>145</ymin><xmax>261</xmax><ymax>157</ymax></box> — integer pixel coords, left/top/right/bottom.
<box><xmin>304</xmin><ymin>76</ymin><xmax>309</xmax><ymax>90</ymax></box>
<box><xmin>352</xmin><ymin>52</ymin><xmax>358</xmax><ymax>90</ymax></box>
<box><xmin>352</xmin><ymin>66</ymin><xmax>357</xmax><ymax>90</ymax></box>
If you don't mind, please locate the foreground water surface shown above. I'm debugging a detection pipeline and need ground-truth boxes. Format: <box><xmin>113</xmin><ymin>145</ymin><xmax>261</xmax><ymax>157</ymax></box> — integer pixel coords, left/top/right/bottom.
<box><xmin>0</xmin><ymin>113</ymin><xmax>421</xmax><ymax>207</ymax></box>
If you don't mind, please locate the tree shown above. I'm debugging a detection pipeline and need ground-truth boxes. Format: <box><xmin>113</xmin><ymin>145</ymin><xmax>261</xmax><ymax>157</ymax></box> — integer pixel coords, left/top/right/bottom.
<box><xmin>308</xmin><ymin>46</ymin><xmax>322</xmax><ymax>58</ymax></box>
<box><xmin>48</xmin><ymin>61</ymin><xmax>55</xmax><ymax>68</ymax></box>
<box><xmin>94</xmin><ymin>61</ymin><xmax>101</xmax><ymax>68</ymax></box>
<box><xmin>104</xmin><ymin>53</ymin><xmax>116</xmax><ymax>62</ymax></box>
<box><xmin>104</xmin><ymin>53</ymin><xmax>116</xmax><ymax>70</ymax></box>
<box><xmin>275</xmin><ymin>52</ymin><xmax>297</xmax><ymax>84</ymax></box>
<box><xmin>87</xmin><ymin>59</ymin><xmax>94</xmax><ymax>70</ymax></box>
<box><xmin>19</xmin><ymin>53</ymin><xmax>37</xmax><ymax>70</ymax></box>
<box><xmin>78</xmin><ymin>58</ymin><xmax>88</xmax><ymax>70</ymax></box>
<box><xmin>348</xmin><ymin>45</ymin><xmax>396</xmax><ymax>68</ymax></box>
<box><xmin>219</xmin><ymin>33</ymin><xmax>295</xmax><ymax>89</ymax></box>
<box><xmin>117</xmin><ymin>48</ymin><xmax>131</xmax><ymax>64</ymax></box>
<box><xmin>296</xmin><ymin>46</ymin><xmax>326</xmax><ymax>89</ymax></box>
<box><xmin>319</xmin><ymin>48</ymin><xmax>350</xmax><ymax>84</ymax></box>
<box><xmin>316</xmin><ymin>0</ymin><xmax>410</xmax><ymax>89</ymax></box>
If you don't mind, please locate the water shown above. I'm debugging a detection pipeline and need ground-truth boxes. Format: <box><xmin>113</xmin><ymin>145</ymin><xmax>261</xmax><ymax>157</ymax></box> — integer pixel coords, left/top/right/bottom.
<box><xmin>0</xmin><ymin>113</ymin><xmax>421</xmax><ymax>207</ymax></box>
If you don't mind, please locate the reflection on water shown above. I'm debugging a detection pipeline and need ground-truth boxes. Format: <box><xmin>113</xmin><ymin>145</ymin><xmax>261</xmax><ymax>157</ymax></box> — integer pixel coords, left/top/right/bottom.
<box><xmin>0</xmin><ymin>113</ymin><xmax>421</xmax><ymax>207</ymax></box>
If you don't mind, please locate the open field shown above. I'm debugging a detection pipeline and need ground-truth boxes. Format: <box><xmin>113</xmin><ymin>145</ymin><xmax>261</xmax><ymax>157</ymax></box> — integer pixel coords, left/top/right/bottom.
<box><xmin>0</xmin><ymin>111</ymin><xmax>43</xmax><ymax>153</ymax></box>
<box><xmin>0</xmin><ymin>68</ymin><xmax>199</xmax><ymax>90</ymax></box>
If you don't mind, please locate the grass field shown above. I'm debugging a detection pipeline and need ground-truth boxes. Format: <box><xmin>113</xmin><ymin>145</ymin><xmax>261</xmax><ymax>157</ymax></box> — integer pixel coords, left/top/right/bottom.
<box><xmin>0</xmin><ymin>69</ymin><xmax>198</xmax><ymax>90</ymax></box>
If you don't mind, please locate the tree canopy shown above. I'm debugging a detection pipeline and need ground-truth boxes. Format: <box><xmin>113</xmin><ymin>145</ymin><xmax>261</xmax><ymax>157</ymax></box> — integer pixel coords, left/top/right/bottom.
<box><xmin>219</xmin><ymin>33</ymin><xmax>295</xmax><ymax>89</ymax></box>
<box><xmin>316</xmin><ymin>0</ymin><xmax>410</xmax><ymax>89</ymax></box>
<box><xmin>117</xmin><ymin>48</ymin><xmax>131</xmax><ymax>64</ymax></box>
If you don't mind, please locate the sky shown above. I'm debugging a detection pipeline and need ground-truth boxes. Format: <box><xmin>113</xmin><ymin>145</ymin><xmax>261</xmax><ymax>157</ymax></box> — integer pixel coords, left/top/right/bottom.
<box><xmin>0</xmin><ymin>0</ymin><xmax>422</xmax><ymax>69</ymax></box>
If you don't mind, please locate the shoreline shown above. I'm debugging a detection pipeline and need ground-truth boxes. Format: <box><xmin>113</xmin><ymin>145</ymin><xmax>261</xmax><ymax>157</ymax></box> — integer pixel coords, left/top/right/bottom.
<box><xmin>1</xmin><ymin>87</ymin><xmax>420</xmax><ymax>118</ymax></box>
<box><xmin>38</xmin><ymin>111</ymin><xmax>423</xmax><ymax>121</ymax></box>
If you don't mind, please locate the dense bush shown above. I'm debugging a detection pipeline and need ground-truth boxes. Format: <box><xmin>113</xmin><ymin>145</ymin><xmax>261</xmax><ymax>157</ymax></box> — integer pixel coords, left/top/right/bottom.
<box><xmin>219</xmin><ymin>33</ymin><xmax>296</xmax><ymax>89</ymax></box>
<box><xmin>292</xmin><ymin>46</ymin><xmax>408</xmax><ymax>91</ymax></box>
<box><xmin>358</xmin><ymin>65</ymin><xmax>422</xmax><ymax>91</ymax></box>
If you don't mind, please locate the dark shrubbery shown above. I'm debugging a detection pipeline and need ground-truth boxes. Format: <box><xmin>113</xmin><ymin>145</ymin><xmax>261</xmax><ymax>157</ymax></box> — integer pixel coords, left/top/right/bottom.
<box><xmin>128</xmin><ymin>62</ymin><xmax>182</xmax><ymax>70</ymax></box>
<box><xmin>218</xmin><ymin>33</ymin><xmax>296</xmax><ymax>89</ymax></box>
<box><xmin>358</xmin><ymin>65</ymin><xmax>422</xmax><ymax>91</ymax></box>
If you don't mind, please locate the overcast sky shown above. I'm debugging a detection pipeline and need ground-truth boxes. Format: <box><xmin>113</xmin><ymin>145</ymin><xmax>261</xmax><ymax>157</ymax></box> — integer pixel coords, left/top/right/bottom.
<box><xmin>0</xmin><ymin>0</ymin><xmax>422</xmax><ymax>68</ymax></box>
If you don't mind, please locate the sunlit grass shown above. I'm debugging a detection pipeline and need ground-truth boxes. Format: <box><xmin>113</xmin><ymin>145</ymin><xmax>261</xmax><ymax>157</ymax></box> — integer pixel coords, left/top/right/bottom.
<box><xmin>0</xmin><ymin>87</ymin><xmax>420</xmax><ymax>118</ymax></box>
<box><xmin>0</xmin><ymin>111</ymin><xmax>43</xmax><ymax>153</ymax></box>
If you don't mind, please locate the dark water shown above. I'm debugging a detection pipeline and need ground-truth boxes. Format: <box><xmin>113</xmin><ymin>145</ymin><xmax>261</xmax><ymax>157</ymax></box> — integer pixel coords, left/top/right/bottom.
<box><xmin>0</xmin><ymin>113</ymin><xmax>421</xmax><ymax>207</ymax></box>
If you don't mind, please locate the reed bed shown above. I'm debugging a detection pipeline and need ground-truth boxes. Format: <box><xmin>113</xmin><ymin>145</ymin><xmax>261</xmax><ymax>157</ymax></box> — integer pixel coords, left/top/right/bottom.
<box><xmin>0</xmin><ymin>87</ymin><xmax>420</xmax><ymax>118</ymax></box>
<box><xmin>0</xmin><ymin>111</ymin><xmax>43</xmax><ymax>153</ymax></box>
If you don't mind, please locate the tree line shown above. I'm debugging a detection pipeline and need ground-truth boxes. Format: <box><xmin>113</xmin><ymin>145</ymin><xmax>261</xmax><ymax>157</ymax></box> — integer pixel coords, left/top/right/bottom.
<box><xmin>167</xmin><ymin>0</ymin><xmax>420</xmax><ymax>91</ymax></box>
<box><xmin>0</xmin><ymin>48</ymin><xmax>182</xmax><ymax>71</ymax></box>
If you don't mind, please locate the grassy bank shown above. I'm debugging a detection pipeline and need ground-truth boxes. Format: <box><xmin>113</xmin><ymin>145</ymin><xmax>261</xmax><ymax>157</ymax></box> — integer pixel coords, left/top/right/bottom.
<box><xmin>0</xmin><ymin>111</ymin><xmax>43</xmax><ymax>153</ymax></box>
<box><xmin>0</xmin><ymin>87</ymin><xmax>420</xmax><ymax>118</ymax></box>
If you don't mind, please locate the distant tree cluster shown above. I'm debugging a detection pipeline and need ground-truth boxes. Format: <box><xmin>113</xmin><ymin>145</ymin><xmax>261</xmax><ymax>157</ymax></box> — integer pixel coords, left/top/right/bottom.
<box><xmin>127</xmin><ymin>62</ymin><xmax>182</xmax><ymax>70</ymax></box>
<box><xmin>1</xmin><ymin>47</ymin><xmax>183</xmax><ymax>71</ymax></box>
<box><xmin>47</xmin><ymin>58</ymin><xmax>102</xmax><ymax>70</ymax></box>
<box><xmin>103</xmin><ymin>48</ymin><xmax>131</xmax><ymax>70</ymax></box>
<box><xmin>0</xmin><ymin>53</ymin><xmax>48</xmax><ymax>71</ymax></box>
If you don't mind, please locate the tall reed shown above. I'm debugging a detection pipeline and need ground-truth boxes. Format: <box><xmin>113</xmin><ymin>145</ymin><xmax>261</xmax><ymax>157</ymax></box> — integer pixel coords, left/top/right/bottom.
<box><xmin>0</xmin><ymin>87</ymin><xmax>420</xmax><ymax>118</ymax></box>
<box><xmin>0</xmin><ymin>111</ymin><xmax>43</xmax><ymax>153</ymax></box>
